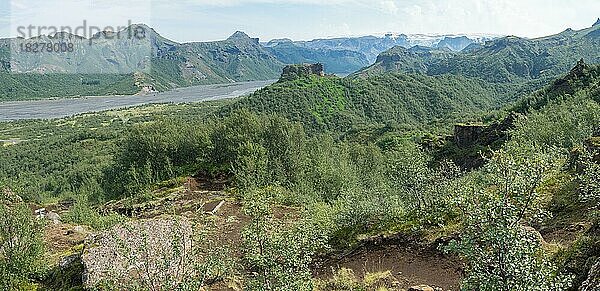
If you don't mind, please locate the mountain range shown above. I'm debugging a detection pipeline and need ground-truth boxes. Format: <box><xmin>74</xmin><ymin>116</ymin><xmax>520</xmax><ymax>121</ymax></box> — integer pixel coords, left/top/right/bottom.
<box><xmin>358</xmin><ymin>21</ymin><xmax>600</xmax><ymax>84</ymax></box>
<box><xmin>265</xmin><ymin>33</ymin><xmax>495</xmax><ymax>62</ymax></box>
<box><xmin>223</xmin><ymin>19</ymin><xmax>600</xmax><ymax>132</ymax></box>
<box><xmin>264</xmin><ymin>33</ymin><xmax>496</xmax><ymax>73</ymax></box>
<box><xmin>1</xmin><ymin>21</ymin><xmax>599</xmax><ymax>101</ymax></box>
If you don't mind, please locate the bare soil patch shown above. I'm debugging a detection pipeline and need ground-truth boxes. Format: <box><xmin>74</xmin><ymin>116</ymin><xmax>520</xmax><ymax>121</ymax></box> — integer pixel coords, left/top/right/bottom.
<box><xmin>314</xmin><ymin>237</ymin><xmax>463</xmax><ymax>290</ymax></box>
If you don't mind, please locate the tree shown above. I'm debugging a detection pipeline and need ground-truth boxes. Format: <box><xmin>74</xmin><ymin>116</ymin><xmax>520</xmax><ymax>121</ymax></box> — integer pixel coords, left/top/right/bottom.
<box><xmin>579</xmin><ymin>150</ymin><xmax>600</xmax><ymax>207</ymax></box>
<box><xmin>241</xmin><ymin>188</ymin><xmax>328</xmax><ymax>290</ymax></box>
<box><xmin>448</xmin><ymin>148</ymin><xmax>573</xmax><ymax>290</ymax></box>
<box><xmin>93</xmin><ymin>217</ymin><xmax>234</xmax><ymax>290</ymax></box>
<box><xmin>0</xmin><ymin>201</ymin><xmax>45</xmax><ymax>289</ymax></box>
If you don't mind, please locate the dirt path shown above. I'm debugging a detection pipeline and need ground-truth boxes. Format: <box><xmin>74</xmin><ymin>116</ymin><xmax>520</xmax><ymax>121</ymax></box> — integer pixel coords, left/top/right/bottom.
<box><xmin>41</xmin><ymin>176</ymin><xmax>462</xmax><ymax>290</ymax></box>
<box><xmin>314</xmin><ymin>240</ymin><xmax>463</xmax><ymax>290</ymax></box>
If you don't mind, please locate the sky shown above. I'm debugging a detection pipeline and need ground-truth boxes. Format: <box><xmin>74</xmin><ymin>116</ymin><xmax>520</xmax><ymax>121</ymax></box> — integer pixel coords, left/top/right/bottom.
<box><xmin>1</xmin><ymin>0</ymin><xmax>599</xmax><ymax>42</ymax></box>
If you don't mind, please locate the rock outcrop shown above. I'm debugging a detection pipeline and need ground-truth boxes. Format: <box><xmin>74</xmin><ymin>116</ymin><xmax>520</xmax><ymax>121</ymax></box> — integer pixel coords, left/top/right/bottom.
<box><xmin>551</xmin><ymin>59</ymin><xmax>592</xmax><ymax>95</ymax></box>
<box><xmin>408</xmin><ymin>285</ymin><xmax>435</xmax><ymax>291</ymax></box>
<box><xmin>280</xmin><ymin>63</ymin><xmax>325</xmax><ymax>81</ymax></box>
<box><xmin>446</xmin><ymin>112</ymin><xmax>525</xmax><ymax>169</ymax></box>
<box><xmin>453</xmin><ymin>123</ymin><xmax>484</xmax><ymax>148</ymax></box>
<box><xmin>453</xmin><ymin>112</ymin><xmax>523</xmax><ymax>148</ymax></box>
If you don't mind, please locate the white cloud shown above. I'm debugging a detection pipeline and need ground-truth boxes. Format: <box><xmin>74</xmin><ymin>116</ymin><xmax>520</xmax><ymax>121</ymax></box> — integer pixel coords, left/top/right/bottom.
<box><xmin>380</xmin><ymin>0</ymin><xmax>399</xmax><ymax>14</ymax></box>
<box><xmin>7</xmin><ymin>0</ymin><xmax>152</xmax><ymax>38</ymax></box>
<box><xmin>2</xmin><ymin>0</ymin><xmax>600</xmax><ymax>40</ymax></box>
<box><xmin>171</xmin><ymin>0</ymin><xmax>359</xmax><ymax>6</ymax></box>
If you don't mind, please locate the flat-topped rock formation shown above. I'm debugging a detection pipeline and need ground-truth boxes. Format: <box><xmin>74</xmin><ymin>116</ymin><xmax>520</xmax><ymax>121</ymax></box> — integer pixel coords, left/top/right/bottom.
<box><xmin>280</xmin><ymin>63</ymin><xmax>325</xmax><ymax>81</ymax></box>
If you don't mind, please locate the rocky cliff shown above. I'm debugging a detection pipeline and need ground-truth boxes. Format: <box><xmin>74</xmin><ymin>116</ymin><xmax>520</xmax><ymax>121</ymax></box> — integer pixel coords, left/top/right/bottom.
<box><xmin>280</xmin><ymin>63</ymin><xmax>325</xmax><ymax>81</ymax></box>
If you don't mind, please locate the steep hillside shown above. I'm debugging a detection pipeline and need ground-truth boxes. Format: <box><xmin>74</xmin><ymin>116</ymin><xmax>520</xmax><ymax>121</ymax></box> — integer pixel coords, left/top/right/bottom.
<box><xmin>514</xmin><ymin>59</ymin><xmax>600</xmax><ymax>112</ymax></box>
<box><xmin>223</xmin><ymin>64</ymin><xmax>505</xmax><ymax>132</ymax></box>
<box><xmin>0</xmin><ymin>26</ymin><xmax>283</xmax><ymax>101</ymax></box>
<box><xmin>433</xmin><ymin>61</ymin><xmax>600</xmax><ymax>169</ymax></box>
<box><xmin>505</xmin><ymin>65</ymin><xmax>600</xmax><ymax>290</ymax></box>
<box><xmin>280</xmin><ymin>33</ymin><xmax>496</xmax><ymax>63</ymax></box>
<box><xmin>266</xmin><ymin>41</ymin><xmax>369</xmax><ymax>74</ymax></box>
<box><xmin>0</xmin><ymin>37</ymin><xmax>140</xmax><ymax>99</ymax></box>
<box><xmin>359</xmin><ymin>22</ymin><xmax>600</xmax><ymax>85</ymax></box>
<box><xmin>165</xmin><ymin>31</ymin><xmax>283</xmax><ymax>84</ymax></box>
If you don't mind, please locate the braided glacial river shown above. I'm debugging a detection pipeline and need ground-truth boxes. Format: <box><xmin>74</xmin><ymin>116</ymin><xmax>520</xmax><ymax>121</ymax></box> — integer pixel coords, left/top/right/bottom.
<box><xmin>0</xmin><ymin>80</ymin><xmax>275</xmax><ymax>121</ymax></box>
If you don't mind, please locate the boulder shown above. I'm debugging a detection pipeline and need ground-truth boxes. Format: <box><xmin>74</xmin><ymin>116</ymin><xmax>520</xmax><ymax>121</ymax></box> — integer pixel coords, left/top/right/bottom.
<box><xmin>59</xmin><ymin>253</ymin><xmax>83</xmax><ymax>270</ymax></box>
<box><xmin>73</xmin><ymin>225</ymin><xmax>85</xmax><ymax>234</ymax></box>
<box><xmin>81</xmin><ymin>217</ymin><xmax>194</xmax><ymax>288</ymax></box>
<box><xmin>66</xmin><ymin>225</ymin><xmax>87</xmax><ymax>236</ymax></box>
<box><xmin>34</xmin><ymin>208</ymin><xmax>46</xmax><ymax>219</ymax></box>
<box><xmin>46</xmin><ymin>211</ymin><xmax>61</xmax><ymax>225</ymax></box>
<box><xmin>409</xmin><ymin>285</ymin><xmax>435</xmax><ymax>291</ymax></box>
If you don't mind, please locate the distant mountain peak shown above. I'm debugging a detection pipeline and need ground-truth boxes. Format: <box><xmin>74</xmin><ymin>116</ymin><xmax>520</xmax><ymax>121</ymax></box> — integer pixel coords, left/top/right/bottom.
<box><xmin>50</xmin><ymin>31</ymin><xmax>85</xmax><ymax>40</ymax></box>
<box><xmin>119</xmin><ymin>23</ymin><xmax>154</xmax><ymax>36</ymax></box>
<box><xmin>265</xmin><ymin>38</ymin><xmax>293</xmax><ymax>47</ymax></box>
<box><xmin>228</xmin><ymin>31</ymin><xmax>251</xmax><ymax>40</ymax></box>
<box><xmin>227</xmin><ymin>31</ymin><xmax>260</xmax><ymax>45</ymax></box>
<box><xmin>115</xmin><ymin>23</ymin><xmax>159</xmax><ymax>39</ymax></box>
<box><xmin>594</xmin><ymin>18</ymin><xmax>600</xmax><ymax>26</ymax></box>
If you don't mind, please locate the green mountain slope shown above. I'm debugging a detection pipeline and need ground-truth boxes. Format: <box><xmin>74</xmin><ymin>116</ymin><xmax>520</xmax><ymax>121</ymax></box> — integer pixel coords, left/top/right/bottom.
<box><xmin>0</xmin><ymin>27</ymin><xmax>283</xmax><ymax>101</ymax></box>
<box><xmin>359</xmin><ymin>22</ymin><xmax>600</xmax><ymax>85</ymax></box>
<box><xmin>223</xmin><ymin>64</ymin><xmax>506</xmax><ymax>132</ymax></box>
<box><xmin>514</xmin><ymin>59</ymin><xmax>600</xmax><ymax>112</ymax></box>
<box><xmin>266</xmin><ymin>41</ymin><xmax>370</xmax><ymax>74</ymax></box>
<box><xmin>152</xmin><ymin>31</ymin><xmax>283</xmax><ymax>85</ymax></box>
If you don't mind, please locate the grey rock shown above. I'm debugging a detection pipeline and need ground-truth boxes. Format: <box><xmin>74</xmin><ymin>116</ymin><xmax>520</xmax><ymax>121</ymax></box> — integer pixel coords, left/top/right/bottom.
<box><xmin>59</xmin><ymin>254</ymin><xmax>82</xmax><ymax>270</ymax></box>
<box><xmin>46</xmin><ymin>211</ymin><xmax>61</xmax><ymax>224</ymax></box>
<box><xmin>34</xmin><ymin>208</ymin><xmax>46</xmax><ymax>219</ymax></box>
<box><xmin>73</xmin><ymin>225</ymin><xmax>85</xmax><ymax>234</ymax></box>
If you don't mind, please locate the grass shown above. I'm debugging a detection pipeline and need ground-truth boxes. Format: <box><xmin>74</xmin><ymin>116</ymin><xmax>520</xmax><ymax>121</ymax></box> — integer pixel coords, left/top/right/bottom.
<box><xmin>314</xmin><ymin>268</ymin><xmax>399</xmax><ymax>291</ymax></box>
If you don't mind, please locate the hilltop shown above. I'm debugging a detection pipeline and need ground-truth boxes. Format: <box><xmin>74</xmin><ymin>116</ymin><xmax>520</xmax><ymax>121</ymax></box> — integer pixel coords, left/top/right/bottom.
<box><xmin>223</xmin><ymin>62</ymin><xmax>508</xmax><ymax>133</ymax></box>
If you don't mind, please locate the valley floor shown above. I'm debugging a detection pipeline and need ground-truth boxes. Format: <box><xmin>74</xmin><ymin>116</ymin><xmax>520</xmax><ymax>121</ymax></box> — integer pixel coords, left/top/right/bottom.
<box><xmin>0</xmin><ymin>80</ymin><xmax>275</xmax><ymax>121</ymax></box>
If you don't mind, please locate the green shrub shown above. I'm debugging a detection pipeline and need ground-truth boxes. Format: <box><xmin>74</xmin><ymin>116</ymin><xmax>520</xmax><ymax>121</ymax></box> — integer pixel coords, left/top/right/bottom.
<box><xmin>579</xmin><ymin>153</ymin><xmax>600</xmax><ymax>207</ymax></box>
<box><xmin>241</xmin><ymin>189</ymin><xmax>328</xmax><ymax>290</ymax></box>
<box><xmin>62</xmin><ymin>194</ymin><xmax>125</xmax><ymax>230</ymax></box>
<box><xmin>0</xmin><ymin>203</ymin><xmax>45</xmax><ymax>289</ymax></box>
<box><xmin>447</xmin><ymin>149</ymin><xmax>573</xmax><ymax>290</ymax></box>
